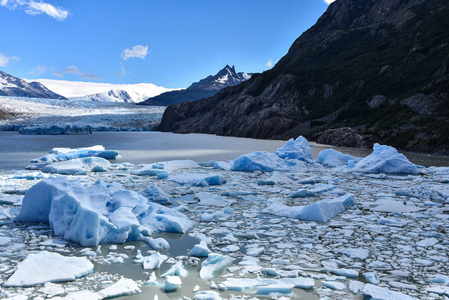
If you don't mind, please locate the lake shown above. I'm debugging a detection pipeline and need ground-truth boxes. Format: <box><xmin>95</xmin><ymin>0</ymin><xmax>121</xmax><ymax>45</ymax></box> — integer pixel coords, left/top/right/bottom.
<box><xmin>0</xmin><ymin>131</ymin><xmax>448</xmax><ymax>170</ymax></box>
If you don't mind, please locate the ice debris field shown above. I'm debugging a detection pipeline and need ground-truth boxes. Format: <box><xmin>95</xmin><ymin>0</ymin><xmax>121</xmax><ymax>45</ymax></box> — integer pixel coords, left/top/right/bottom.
<box><xmin>0</xmin><ymin>137</ymin><xmax>449</xmax><ymax>299</ymax></box>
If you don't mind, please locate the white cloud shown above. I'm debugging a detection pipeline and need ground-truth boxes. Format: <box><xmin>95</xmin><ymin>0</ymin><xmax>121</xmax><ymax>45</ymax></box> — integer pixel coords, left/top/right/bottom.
<box><xmin>121</xmin><ymin>45</ymin><xmax>149</xmax><ymax>61</ymax></box>
<box><xmin>0</xmin><ymin>53</ymin><xmax>20</xmax><ymax>67</ymax></box>
<box><xmin>324</xmin><ymin>0</ymin><xmax>335</xmax><ymax>4</ymax></box>
<box><xmin>29</xmin><ymin>65</ymin><xmax>47</xmax><ymax>75</ymax></box>
<box><xmin>1</xmin><ymin>0</ymin><xmax>68</xmax><ymax>21</ymax></box>
<box><xmin>117</xmin><ymin>62</ymin><xmax>127</xmax><ymax>77</ymax></box>
<box><xmin>266</xmin><ymin>59</ymin><xmax>273</xmax><ymax>68</ymax></box>
<box><xmin>53</xmin><ymin>66</ymin><xmax>99</xmax><ymax>80</ymax></box>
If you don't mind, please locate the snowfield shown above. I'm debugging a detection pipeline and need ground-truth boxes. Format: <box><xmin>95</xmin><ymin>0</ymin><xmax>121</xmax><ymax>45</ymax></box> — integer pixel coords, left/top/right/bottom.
<box><xmin>0</xmin><ymin>96</ymin><xmax>165</xmax><ymax>131</ymax></box>
<box><xmin>0</xmin><ymin>137</ymin><xmax>448</xmax><ymax>299</ymax></box>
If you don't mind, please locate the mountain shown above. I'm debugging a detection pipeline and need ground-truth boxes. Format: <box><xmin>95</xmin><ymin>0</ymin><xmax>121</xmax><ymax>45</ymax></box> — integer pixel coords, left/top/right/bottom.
<box><xmin>139</xmin><ymin>65</ymin><xmax>252</xmax><ymax>106</ymax></box>
<box><xmin>0</xmin><ymin>71</ymin><xmax>66</xmax><ymax>100</ymax></box>
<box><xmin>30</xmin><ymin>79</ymin><xmax>175</xmax><ymax>103</ymax></box>
<box><xmin>158</xmin><ymin>0</ymin><xmax>449</xmax><ymax>154</ymax></box>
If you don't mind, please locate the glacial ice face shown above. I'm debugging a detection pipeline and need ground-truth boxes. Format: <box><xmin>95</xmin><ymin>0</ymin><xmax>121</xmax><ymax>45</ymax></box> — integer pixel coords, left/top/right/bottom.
<box><xmin>15</xmin><ymin>177</ymin><xmax>195</xmax><ymax>246</ymax></box>
<box><xmin>351</xmin><ymin>143</ymin><xmax>420</xmax><ymax>174</ymax></box>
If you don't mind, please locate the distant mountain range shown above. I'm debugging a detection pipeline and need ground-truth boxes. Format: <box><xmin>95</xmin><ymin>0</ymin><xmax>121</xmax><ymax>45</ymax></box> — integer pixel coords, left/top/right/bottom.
<box><xmin>0</xmin><ymin>71</ymin><xmax>66</xmax><ymax>100</ymax></box>
<box><xmin>139</xmin><ymin>65</ymin><xmax>252</xmax><ymax>106</ymax></box>
<box><xmin>159</xmin><ymin>0</ymin><xmax>449</xmax><ymax>154</ymax></box>
<box><xmin>31</xmin><ymin>79</ymin><xmax>175</xmax><ymax>103</ymax></box>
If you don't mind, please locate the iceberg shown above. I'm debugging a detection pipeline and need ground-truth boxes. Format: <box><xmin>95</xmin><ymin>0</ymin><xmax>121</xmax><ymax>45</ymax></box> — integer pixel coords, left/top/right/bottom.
<box><xmin>168</xmin><ymin>173</ymin><xmax>226</xmax><ymax>187</ymax></box>
<box><xmin>263</xmin><ymin>194</ymin><xmax>355</xmax><ymax>223</ymax></box>
<box><xmin>274</xmin><ymin>136</ymin><xmax>314</xmax><ymax>162</ymax></box>
<box><xmin>31</xmin><ymin>145</ymin><xmax>120</xmax><ymax>163</ymax></box>
<box><xmin>4</xmin><ymin>251</ymin><xmax>93</xmax><ymax>287</ymax></box>
<box><xmin>362</xmin><ymin>283</ymin><xmax>417</xmax><ymax>300</ymax></box>
<box><xmin>41</xmin><ymin>157</ymin><xmax>111</xmax><ymax>175</ymax></box>
<box><xmin>231</xmin><ymin>151</ymin><xmax>308</xmax><ymax>173</ymax></box>
<box><xmin>15</xmin><ymin>177</ymin><xmax>196</xmax><ymax>246</ymax></box>
<box><xmin>316</xmin><ymin>148</ymin><xmax>361</xmax><ymax>167</ymax></box>
<box><xmin>351</xmin><ymin>144</ymin><xmax>420</xmax><ymax>174</ymax></box>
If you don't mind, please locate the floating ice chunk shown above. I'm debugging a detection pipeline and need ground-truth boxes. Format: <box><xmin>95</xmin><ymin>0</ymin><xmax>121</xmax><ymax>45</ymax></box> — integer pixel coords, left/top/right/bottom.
<box><xmin>365</xmin><ymin>199</ymin><xmax>423</xmax><ymax>213</ymax></box>
<box><xmin>231</xmin><ymin>151</ymin><xmax>309</xmax><ymax>173</ymax></box>
<box><xmin>196</xmin><ymin>192</ymin><xmax>234</xmax><ymax>207</ymax></box>
<box><xmin>362</xmin><ymin>283</ymin><xmax>417</xmax><ymax>300</ymax></box>
<box><xmin>348</xmin><ymin>281</ymin><xmax>364</xmax><ymax>294</ymax></box>
<box><xmin>188</xmin><ymin>241</ymin><xmax>212</xmax><ymax>257</ymax></box>
<box><xmin>316</xmin><ymin>148</ymin><xmax>362</xmax><ymax>167</ymax></box>
<box><xmin>364</xmin><ymin>272</ymin><xmax>380</xmax><ymax>284</ymax></box>
<box><xmin>142</xmin><ymin>252</ymin><xmax>168</xmax><ymax>269</ymax></box>
<box><xmin>161</xmin><ymin>261</ymin><xmax>188</xmax><ymax>277</ymax></box>
<box><xmin>377</xmin><ymin>218</ymin><xmax>410</xmax><ymax>227</ymax></box>
<box><xmin>163</xmin><ymin>276</ymin><xmax>182</xmax><ymax>292</ymax></box>
<box><xmin>255</xmin><ymin>283</ymin><xmax>295</xmax><ymax>295</ymax></box>
<box><xmin>139</xmin><ymin>185</ymin><xmax>172</xmax><ymax>205</ymax></box>
<box><xmin>144</xmin><ymin>272</ymin><xmax>159</xmax><ymax>286</ymax></box>
<box><xmin>221</xmin><ymin>277</ymin><xmax>315</xmax><ymax>291</ymax></box>
<box><xmin>63</xmin><ymin>290</ymin><xmax>102</xmax><ymax>300</ymax></box>
<box><xmin>351</xmin><ymin>144</ymin><xmax>420</xmax><ymax>174</ymax></box>
<box><xmin>274</xmin><ymin>136</ymin><xmax>314</xmax><ymax>162</ymax></box>
<box><xmin>429</xmin><ymin>274</ymin><xmax>449</xmax><ymax>285</ymax></box>
<box><xmin>194</xmin><ymin>290</ymin><xmax>223</xmax><ymax>300</ymax></box>
<box><xmin>288</xmin><ymin>184</ymin><xmax>338</xmax><ymax>198</ymax></box>
<box><xmin>396</xmin><ymin>184</ymin><xmax>449</xmax><ymax>203</ymax></box>
<box><xmin>41</xmin><ymin>157</ymin><xmax>110</xmax><ymax>175</ymax></box>
<box><xmin>38</xmin><ymin>282</ymin><xmax>65</xmax><ymax>297</ymax></box>
<box><xmin>4</xmin><ymin>251</ymin><xmax>93</xmax><ymax>287</ymax></box>
<box><xmin>221</xmin><ymin>245</ymin><xmax>239</xmax><ymax>252</ymax></box>
<box><xmin>200</xmin><ymin>253</ymin><xmax>235</xmax><ymax>280</ymax></box>
<box><xmin>31</xmin><ymin>145</ymin><xmax>119</xmax><ymax>163</ymax></box>
<box><xmin>213</xmin><ymin>161</ymin><xmax>233</xmax><ymax>171</ymax></box>
<box><xmin>98</xmin><ymin>278</ymin><xmax>142</xmax><ymax>298</ymax></box>
<box><xmin>263</xmin><ymin>194</ymin><xmax>355</xmax><ymax>223</ymax></box>
<box><xmin>168</xmin><ymin>173</ymin><xmax>226</xmax><ymax>187</ymax></box>
<box><xmin>416</xmin><ymin>237</ymin><xmax>439</xmax><ymax>248</ymax></box>
<box><xmin>331</xmin><ymin>269</ymin><xmax>359</xmax><ymax>278</ymax></box>
<box><xmin>322</xmin><ymin>281</ymin><xmax>346</xmax><ymax>290</ymax></box>
<box><xmin>201</xmin><ymin>207</ymin><xmax>234</xmax><ymax>222</ymax></box>
<box><xmin>337</xmin><ymin>248</ymin><xmax>369</xmax><ymax>260</ymax></box>
<box><xmin>15</xmin><ymin>178</ymin><xmax>195</xmax><ymax>246</ymax></box>
<box><xmin>132</xmin><ymin>160</ymin><xmax>200</xmax><ymax>176</ymax></box>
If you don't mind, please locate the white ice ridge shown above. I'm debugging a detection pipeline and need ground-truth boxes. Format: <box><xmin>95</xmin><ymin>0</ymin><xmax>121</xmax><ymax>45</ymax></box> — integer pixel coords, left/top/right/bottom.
<box><xmin>4</xmin><ymin>251</ymin><xmax>93</xmax><ymax>287</ymax></box>
<box><xmin>30</xmin><ymin>145</ymin><xmax>120</xmax><ymax>163</ymax></box>
<box><xmin>41</xmin><ymin>157</ymin><xmax>111</xmax><ymax>175</ymax></box>
<box><xmin>15</xmin><ymin>177</ymin><xmax>196</xmax><ymax>246</ymax></box>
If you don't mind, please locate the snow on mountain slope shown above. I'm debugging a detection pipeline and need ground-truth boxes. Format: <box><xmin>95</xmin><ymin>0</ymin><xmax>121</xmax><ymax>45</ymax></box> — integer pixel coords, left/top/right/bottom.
<box><xmin>28</xmin><ymin>79</ymin><xmax>178</xmax><ymax>103</ymax></box>
<box><xmin>1</xmin><ymin>72</ymin><xmax>66</xmax><ymax>100</ymax></box>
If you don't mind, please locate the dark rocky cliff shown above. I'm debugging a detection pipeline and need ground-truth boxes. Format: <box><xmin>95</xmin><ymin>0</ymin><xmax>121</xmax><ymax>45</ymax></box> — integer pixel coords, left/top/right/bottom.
<box><xmin>159</xmin><ymin>0</ymin><xmax>449</xmax><ymax>154</ymax></box>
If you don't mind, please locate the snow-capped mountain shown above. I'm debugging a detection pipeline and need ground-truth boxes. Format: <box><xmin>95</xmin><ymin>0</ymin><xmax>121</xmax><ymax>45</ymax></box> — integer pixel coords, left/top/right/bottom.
<box><xmin>30</xmin><ymin>79</ymin><xmax>177</xmax><ymax>103</ymax></box>
<box><xmin>0</xmin><ymin>71</ymin><xmax>66</xmax><ymax>100</ymax></box>
<box><xmin>140</xmin><ymin>65</ymin><xmax>252</xmax><ymax>106</ymax></box>
<box><xmin>188</xmin><ymin>65</ymin><xmax>252</xmax><ymax>91</ymax></box>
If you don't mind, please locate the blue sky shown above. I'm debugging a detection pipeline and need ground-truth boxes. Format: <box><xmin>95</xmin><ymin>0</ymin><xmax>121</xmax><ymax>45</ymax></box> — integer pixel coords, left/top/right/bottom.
<box><xmin>0</xmin><ymin>0</ymin><xmax>332</xmax><ymax>88</ymax></box>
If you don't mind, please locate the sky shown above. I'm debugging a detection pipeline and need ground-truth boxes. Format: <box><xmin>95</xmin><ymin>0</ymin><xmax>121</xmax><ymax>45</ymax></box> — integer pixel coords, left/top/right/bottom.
<box><xmin>0</xmin><ymin>0</ymin><xmax>333</xmax><ymax>88</ymax></box>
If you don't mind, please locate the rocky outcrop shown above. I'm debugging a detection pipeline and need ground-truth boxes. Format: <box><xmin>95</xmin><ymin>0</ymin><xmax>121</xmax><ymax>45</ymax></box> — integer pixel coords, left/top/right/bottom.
<box><xmin>159</xmin><ymin>0</ymin><xmax>449</xmax><ymax>153</ymax></box>
<box><xmin>316</xmin><ymin>127</ymin><xmax>373</xmax><ymax>148</ymax></box>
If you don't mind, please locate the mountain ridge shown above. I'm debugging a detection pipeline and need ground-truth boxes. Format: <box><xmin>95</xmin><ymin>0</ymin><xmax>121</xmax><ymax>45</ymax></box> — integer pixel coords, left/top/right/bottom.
<box><xmin>158</xmin><ymin>0</ymin><xmax>449</xmax><ymax>154</ymax></box>
<box><xmin>139</xmin><ymin>65</ymin><xmax>252</xmax><ymax>106</ymax></box>
<box><xmin>0</xmin><ymin>71</ymin><xmax>66</xmax><ymax>100</ymax></box>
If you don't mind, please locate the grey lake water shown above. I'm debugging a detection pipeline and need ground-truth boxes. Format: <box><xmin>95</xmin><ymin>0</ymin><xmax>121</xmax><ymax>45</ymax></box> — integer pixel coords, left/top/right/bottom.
<box><xmin>0</xmin><ymin>131</ymin><xmax>448</xmax><ymax>170</ymax></box>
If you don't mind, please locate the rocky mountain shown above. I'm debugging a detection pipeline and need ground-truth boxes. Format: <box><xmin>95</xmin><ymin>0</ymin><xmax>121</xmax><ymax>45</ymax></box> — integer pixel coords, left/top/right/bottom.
<box><xmin>140</xmin><ymin>65</ymin><xmax>252</xmax><ymax>106</ymax></box>
<box><xmin>0</xmin><ymin>71</ymin><xmax>66</xmax><ymax>100</ymax></box>
<box><xmin>159</xmin><ymin>0</ymin><xmax>449</xmax><ymax>154</ymax></box>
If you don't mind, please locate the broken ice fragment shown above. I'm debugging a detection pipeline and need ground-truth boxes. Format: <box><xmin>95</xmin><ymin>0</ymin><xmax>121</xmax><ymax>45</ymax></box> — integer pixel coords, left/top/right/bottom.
<box><xmin>200</xmin><ymin>253</ymin><xmax>235</xmax><ymax>280</ymax></box>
